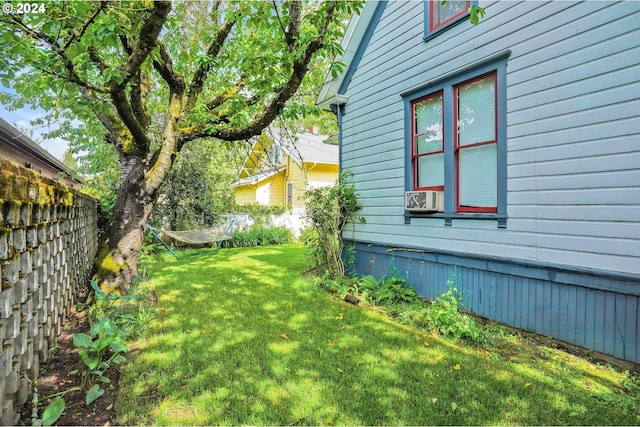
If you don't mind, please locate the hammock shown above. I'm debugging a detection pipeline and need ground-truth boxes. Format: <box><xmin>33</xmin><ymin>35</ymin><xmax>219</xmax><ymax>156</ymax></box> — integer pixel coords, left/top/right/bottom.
<box><xmin>153</xmin><ymin>227</ymin><xmax>232</xmax><ymax>245</ymax></box>
<box><xmin>147</xmin><ymin>218</ymin><xmax>235</xmax><ymax>260</ymax></box>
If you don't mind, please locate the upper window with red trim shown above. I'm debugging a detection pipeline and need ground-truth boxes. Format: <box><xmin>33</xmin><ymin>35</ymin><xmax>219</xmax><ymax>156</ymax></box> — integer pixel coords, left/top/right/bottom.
<box><xmin>424</xmin><ymin>1</ymin><xmax>473</xmax><ymax>41</ymax></box>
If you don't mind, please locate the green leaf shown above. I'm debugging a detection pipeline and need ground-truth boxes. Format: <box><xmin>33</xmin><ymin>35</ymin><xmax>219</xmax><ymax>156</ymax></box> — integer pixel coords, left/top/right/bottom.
<box><xmin>73</xmin><ymin>333</ymin><xmax>93</xmax><ymax>348</ymax></box>
<box><xmin>78</xmin><ymin>349</ymin><xmax>100</xmax><ymax>371</ymax></box>
<box><xmin>95</xmin><ymin>336</ymin><xmax>115</xmax><ymax>352</ymax></box>
<box><xmin>90</xmin><ymin>280</ymin><xmax>106</xmax><ymax>300</ymax></box>
<box><xmin>112</xmin><ymin>354</ymin><xmax>127</xmax><ymax>364</ymax></box>
<box><xmin>42</xmin><ymin>397</ymin><xmax>65</xmax><ymax>426</ymax></box>
<box><xmin>110</xmin><ymin>341</ymin><xmax>129</xmax><ymax>353</ymax></box>
<box><xmin>86</xmin><ymin>384</ymin><xmax>105</xmax><ymax>405</ymax></box>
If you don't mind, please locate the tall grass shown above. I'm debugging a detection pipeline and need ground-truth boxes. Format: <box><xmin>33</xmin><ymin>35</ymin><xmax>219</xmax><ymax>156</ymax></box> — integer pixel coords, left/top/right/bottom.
<box><xmin>222</xmin><ymin>226</ymin><xmax>292</xmax><ymax>248</ymax></box>
<box><xmin>116</xmin><ymin>244</ymin><xmax>640</xmax><ymax>426</ymax></box>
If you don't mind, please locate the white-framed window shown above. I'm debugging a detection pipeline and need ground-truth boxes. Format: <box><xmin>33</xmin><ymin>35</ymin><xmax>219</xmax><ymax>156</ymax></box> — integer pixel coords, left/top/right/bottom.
<box><xmin>286</xmin><ymin>181</ymin><xmax>294</xmax><ymax>205</ymax></box>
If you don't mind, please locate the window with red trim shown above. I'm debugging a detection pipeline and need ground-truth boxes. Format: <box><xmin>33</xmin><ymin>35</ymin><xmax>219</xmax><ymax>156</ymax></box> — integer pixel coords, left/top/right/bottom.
<box><xmin>412</xmin><ymin>92</ymin><xmax>444</xmax><ymax>190</ymax></box>
<box><xmin>428</xmin><ymin>0</ymin><xmax>470</xmax><ymax>34</ymax></box>
<box><xmin>455</xmin><ymin>72</ymin><xmax>497</xmax><ymax>212</ymax></box>
<box><xmin>408</xmin><ymin>71</ymin><xmax>499</xmax><ymax>214</ymax></box>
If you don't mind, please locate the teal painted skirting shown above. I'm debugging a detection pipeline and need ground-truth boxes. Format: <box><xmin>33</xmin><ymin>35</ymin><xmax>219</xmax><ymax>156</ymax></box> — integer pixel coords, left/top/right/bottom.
<box><xmin>349</xmin><ymin>241</ymin><xmax>640</xmax><ymax>364</ymax></box>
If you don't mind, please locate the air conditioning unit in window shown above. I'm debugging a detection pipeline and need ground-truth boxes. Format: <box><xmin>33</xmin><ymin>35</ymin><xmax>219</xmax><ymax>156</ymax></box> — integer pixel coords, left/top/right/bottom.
<box><xmin>405</xmin><ymin>190</ymin><xmax>444</xmax><ymax>212</ymax></box>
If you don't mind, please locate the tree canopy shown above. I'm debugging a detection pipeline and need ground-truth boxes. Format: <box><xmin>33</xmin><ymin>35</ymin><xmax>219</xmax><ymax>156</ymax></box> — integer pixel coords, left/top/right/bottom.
<box><xmin>0</xmin><ymin>0</ymin><xmax>362</xmax><ymax>294</ymax></box>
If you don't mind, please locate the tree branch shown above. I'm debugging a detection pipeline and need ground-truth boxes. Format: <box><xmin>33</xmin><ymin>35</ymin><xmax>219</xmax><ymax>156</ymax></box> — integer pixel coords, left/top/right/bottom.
<box><xmin>285</xmin><ymin>1</ymin><xmax>302</xmax><ymax>49</ymax></box>
<box><xmin>110</xmin><ymin>87</ymin><xmax>151</xmax><ymax>156</ymax></box>
<box><xmin>87</xmin><ymin>46</ymin><xmax>108</xmax><ymax>72</ymax></box>
<box><xmin>130</xmin><ymin>69</ymin><xmax>151</xmax><ymax>131</ymax></box>
<box><xmin>151</xmin><ymin>41</ymin><xmax>185</xmax><ymax>93</ymax></box>
<box><xmin>184</xmin><ymin>11</ymin><xmax>239</xmax><ymax>112</ymax></box>
<box><xmin>62</xmin><ymin>1</ymin><xmax>108</xmax><ymax>50</ymax></box>
<box><xmin>115</xmin><ymin>34</ymin><xmax>150</xmax><ymax>132</ymax></box>
<box><xmin>77</xmin><ymin>87</ymin><xmax>122</xmax><ymax>152</ymax></box>
<box><xmin>7</xmin><ymin>14</ymin><xmax>109</xmax><ymax>93</ymax></box>
<box><xmin>180</xmin><ymin>1</ymin><xmax>339</xmax><ymax>144</ymax></box>
<box><xmin>116</xmin><ymin>0</ymin><xmax>171</xmax><ymax>89</ymax></box>
<box><xmin>205</xmin><ymin>74</ymin><xmax>248</xmax><ymax>111</ymax></box>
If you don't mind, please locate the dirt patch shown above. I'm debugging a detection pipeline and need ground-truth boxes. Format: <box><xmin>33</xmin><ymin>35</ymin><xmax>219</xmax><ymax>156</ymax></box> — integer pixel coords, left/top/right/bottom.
<box><xmin>19</xmin><ymin>310</ymin><xmax>118</xmax><ymax>426</ymax></box>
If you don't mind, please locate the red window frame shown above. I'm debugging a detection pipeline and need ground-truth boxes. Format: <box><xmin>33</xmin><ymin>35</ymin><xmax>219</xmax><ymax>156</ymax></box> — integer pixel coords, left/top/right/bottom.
<box><xmin>454</xmin><ymin>71</ymin><xmax>498</xmax><ymax>213</ymax></box>
<box><xmin>412</xmin><ymin>91</ymin><xmax>444</xmax><ymax>191</ymax></box>
<box><xmin>429</xmin><ymin>0</ymin><xmax>470</xmax><ymax>33</ymax></box>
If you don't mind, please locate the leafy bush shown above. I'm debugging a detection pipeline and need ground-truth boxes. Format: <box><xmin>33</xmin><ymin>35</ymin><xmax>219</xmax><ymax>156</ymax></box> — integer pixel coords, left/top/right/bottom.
<box><xmin>359</xmin><ymin>274</ymin><xmax>421</xmax><ymax>306</ymax></box>
<box><xmin>424</xmin><ymin>285</ymin><xmax>487</xmax><ymax>346</ymax></box>
<box><xmin>223</xmin><ymin>226</ymin><xmax>293</xmax><ymax>248</ymax></box>
<box><xmin>304</xmin><ymin>171</ymin><xmax>364</xmax><ymax>278</ymax></box>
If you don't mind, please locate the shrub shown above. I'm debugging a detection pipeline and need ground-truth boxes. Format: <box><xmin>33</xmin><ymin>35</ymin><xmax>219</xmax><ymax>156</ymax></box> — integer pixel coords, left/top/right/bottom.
<box><xmin>223</xmin><ymin>226</ymin><xmax>293</xmax><ymax>248</ymax></box>
<box><xmin>424</xmin><ymin>285</ymin><xmax>487</xmax><ymax>346</ymax></box>
<box><xmin>359</xmin><ymin>274</ymin><xmax>421</xmax><ymax>306</ymax></box>
<box><xmin>304</xmin><ymin>171</ymin><xmax>364</xmax><ymax>278</ymax></box>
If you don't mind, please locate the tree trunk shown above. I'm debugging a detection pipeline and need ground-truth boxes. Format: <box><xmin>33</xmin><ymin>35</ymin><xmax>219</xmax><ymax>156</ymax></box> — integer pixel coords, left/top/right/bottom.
<box><xmin>92</xmin><ymin>157</ymin><xmax>155</xmax><ymax>295</ymax></box>
<box><xmin>93</xmin><ymin>92</ymin><xmax>182</xmax><ymax>295</ymax></box>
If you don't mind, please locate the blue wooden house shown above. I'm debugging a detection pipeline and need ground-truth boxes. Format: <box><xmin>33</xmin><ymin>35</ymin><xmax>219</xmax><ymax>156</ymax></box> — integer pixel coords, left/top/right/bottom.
<box><xmin>317</xmin><ymin>0</ymin><xmax>640</xmax><ymax>365</ymax></box>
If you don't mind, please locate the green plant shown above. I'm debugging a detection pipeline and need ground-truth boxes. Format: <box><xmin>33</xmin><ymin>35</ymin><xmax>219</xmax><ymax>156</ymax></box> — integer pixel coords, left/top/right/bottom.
<box><xmin>223</xmin><ymin>226</ymin><xmax>293</xmax><ymax>248</ymax></box>
<box><xmin>35</xmin><ymin>397</ymin><xmax>65</xmax><ymax>427</ymax></box>
<box><xmin>80</xmin><ymin>281</ymin><xmax>141</xmax><ymax>329</ymax></box>
<box><xmin>72</xmin><ymin>317</ymin><xmax>129</xmax><ymax>404</ymax></box>
<box><xmin>304</xmin><ymin>170</ymin><xmax>364</xmax><ymax>278</ymax></box>
<box><xmin>359</xmin><ymin>274</ymin><xmax>420</xmax><ymax>306</ymax></box>
<box><xmin>425</xmin><ymin>282</ymin><xmax>486</xmax><ymax>346</ymax></box>
<box><xmin>27</xmin><ymin>375</ymin><xmax>77</xmax><ymax>427</ymax></box>
<box><xmin>312</xmin><ymin>271</ymin><xmax>359</xmax><ymax>296</ymax></box>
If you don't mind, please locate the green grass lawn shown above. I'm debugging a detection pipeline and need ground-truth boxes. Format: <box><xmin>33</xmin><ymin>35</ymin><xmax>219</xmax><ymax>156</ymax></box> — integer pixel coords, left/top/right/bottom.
<box><xmin>116</xmin><ymin>243</ymin><xmax>639</xmax><ymax>425</ymax></box>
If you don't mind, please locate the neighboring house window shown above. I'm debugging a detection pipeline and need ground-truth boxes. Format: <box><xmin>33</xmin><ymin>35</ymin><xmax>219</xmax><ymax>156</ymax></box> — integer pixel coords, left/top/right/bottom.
<box><xmin>286</xmin><ymin>181</ymin><xmax>294</xmax><ymax>205</ymax></box>
<box><xmin>403</xmin><ymin>52</ymin><xmax>509</xmax><ymax>225</ymax></box>
<box><xmin>424</xmin><ymin>0</ymin><xmax>473</xmax><ymax>40</ymax></box>
<box><xmin>268</xmin><ymin>144</ymin><xmax>282</xmax><ymax>165</ymax></box>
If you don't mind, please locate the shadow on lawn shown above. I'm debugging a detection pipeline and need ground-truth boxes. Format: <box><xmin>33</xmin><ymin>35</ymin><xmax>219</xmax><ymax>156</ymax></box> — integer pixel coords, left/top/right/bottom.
<box><xmin>117</xmin><ymin>246</ymin><xmax>638</xmax><ymax>426</ymax></box>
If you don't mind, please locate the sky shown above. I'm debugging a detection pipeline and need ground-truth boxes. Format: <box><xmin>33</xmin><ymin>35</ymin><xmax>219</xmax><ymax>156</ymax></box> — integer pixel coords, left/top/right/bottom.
<box><xmin>0</xmin><ymin>98</ymin><xmax>70</xmax><ymax>161</ymax></box>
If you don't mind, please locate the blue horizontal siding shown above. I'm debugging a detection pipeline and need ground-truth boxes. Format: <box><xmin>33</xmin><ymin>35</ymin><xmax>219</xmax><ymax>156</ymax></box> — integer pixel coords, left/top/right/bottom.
<box><xmin>339</xmin><ymin>0</ymin><xmax>640</xmax><ymax>276</ymax></box>
<box><xmin>350</xmin><ymin>240</ymin><xmax>640</xmax><ymax>364</ymax></box>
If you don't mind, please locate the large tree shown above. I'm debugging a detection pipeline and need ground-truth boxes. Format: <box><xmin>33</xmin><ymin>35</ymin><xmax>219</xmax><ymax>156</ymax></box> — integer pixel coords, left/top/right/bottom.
<box><xmin>0</xmin><ymin>0</ymin><xmax>361</xmax><ymax>294</ymax></box>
